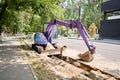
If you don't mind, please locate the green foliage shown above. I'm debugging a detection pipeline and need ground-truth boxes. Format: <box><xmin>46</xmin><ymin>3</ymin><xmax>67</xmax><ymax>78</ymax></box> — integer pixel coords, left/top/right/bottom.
<box><xmin>63</xmin><ymin>0</ymin><xmax>79</xmax><ymax>19</ymax></box>
<box><xmin>0</xmin><ymin>0</ymin><xmax>62</xmax><ymax>35</ymax></box>
<box><xmin>30</xmin><ymin>14</ymin><xmax>41</xmax><ymax>32</ymax></box>
<box><xmin>38</xmin><ymin>0</ymin><xmax>62</xmax><ymax>22</ymax></box>
<box><xmin>62</xmin><ymin>0</ymin><xmax>106</xmax><ymax>31</ymax></box>
<box><xmin>80</xmin><ymin>0</ymin><xmax>104</xmax><ymax>29</ymax></box>
<box><xmin>0</xmin><ymin>0</ymin><xmax>107</xmax><ymax>37</ymax></box>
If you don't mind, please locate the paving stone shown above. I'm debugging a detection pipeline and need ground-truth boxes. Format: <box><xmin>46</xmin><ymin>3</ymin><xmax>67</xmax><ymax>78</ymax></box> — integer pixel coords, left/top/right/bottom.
<box><xmin>89</xmin><ymin>70</ymin><xmax>109</xmax><ymax>80</ymax></box>
<box><xmin>107</xmin><ymin>77</ymin><xmax>116</xmax><ymax>80</ymax></box>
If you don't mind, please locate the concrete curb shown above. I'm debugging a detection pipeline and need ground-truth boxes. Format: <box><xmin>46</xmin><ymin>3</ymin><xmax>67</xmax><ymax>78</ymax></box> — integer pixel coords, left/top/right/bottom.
<box><xmin>20</xmin><ymin>40</ymin><xmax>38</xmax><ymax>80</ymax></box>
<box><xmin>68</xmin><ymin>37</ymin><xmax>120</xmax><ymax>45</ymax></box>
<box><xmin>27</xmin><ymin>58</ymin><xmax>38</xmax><ymax>80</ymax></box>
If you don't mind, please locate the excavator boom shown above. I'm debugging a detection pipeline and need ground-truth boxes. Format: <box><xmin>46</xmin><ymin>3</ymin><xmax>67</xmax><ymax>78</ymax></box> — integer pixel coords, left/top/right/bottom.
<box><xmin>46</xmin><ymin>19</ymin><xmax>95</xmax><ymax>54</ymax></box>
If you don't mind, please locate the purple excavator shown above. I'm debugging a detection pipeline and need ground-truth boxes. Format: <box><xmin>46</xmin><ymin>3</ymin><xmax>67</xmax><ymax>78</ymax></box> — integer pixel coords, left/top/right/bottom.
<box><xmin>32</xmin><ymin>19</ymin><xmax>96</xmax><ymax>62</ymax></box>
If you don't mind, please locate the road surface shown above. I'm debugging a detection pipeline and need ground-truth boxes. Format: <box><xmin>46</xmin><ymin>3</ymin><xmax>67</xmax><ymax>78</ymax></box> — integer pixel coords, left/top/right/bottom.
<box><xmin>57</xmin><ymin>37</ymin><xmax>120</xmax><ymax>78</ymax></box>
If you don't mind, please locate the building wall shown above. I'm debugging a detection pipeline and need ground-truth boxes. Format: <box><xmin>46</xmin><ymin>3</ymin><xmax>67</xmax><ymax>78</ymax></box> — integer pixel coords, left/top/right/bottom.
<box><xmin>100</xmin><ymin>19</ymin><xmax>120</xmax><ymax>38</ymax></box>
<box><xmin>100</xmin><ymin>0</ymin><xmax>120</xmax><ymax>38</ymax></box>
<box><xmin>101</xmin><ymin>0</ymin><xmax>120</xmax><ymax>12</ymax></box>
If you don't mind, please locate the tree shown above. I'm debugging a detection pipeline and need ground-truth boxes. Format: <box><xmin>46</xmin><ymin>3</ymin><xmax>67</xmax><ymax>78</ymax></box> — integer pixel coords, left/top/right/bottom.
<box><xmin>0</xmin><ymin>0</ymin><xmax>34</xmax><ymax>35</ymax></box>
<box><xmin>80</xmin><ymin>0</ymin><xmax>105</xmax><ymax>30</ymax></box>
<box><xmin>0</xmin><ymin>0</ymin><xmax>62</xmax><ymax>37</ymax></box>
<box><xmin>63</xmin><ymin>0</ymin><xmax>80</xmax><ymax>20</ymax></box>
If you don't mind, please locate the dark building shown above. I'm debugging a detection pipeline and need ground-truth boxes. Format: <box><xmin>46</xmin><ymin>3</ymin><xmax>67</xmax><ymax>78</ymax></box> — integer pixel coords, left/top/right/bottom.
<box><xmin>100</xmin><ymin>0</ymin><xmax>120</xmax><ymax>39</ymax></box>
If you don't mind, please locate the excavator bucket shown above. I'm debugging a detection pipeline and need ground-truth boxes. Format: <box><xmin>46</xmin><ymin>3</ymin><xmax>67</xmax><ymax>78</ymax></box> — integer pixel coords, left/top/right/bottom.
<box><xmin>78</xmin><ymin>51</ymin><xmax>94</xmax><ymax>62</ymax></box>
<box><xmin>58</xmin><ymin>46</ymin><xmax>94</xmax><ymax>62</ymax></box>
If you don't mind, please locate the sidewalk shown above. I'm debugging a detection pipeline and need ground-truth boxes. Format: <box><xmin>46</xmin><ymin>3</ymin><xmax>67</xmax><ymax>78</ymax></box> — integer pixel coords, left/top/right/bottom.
<box><xmin>68</xmin><ymin>37</ymin><xmax>120</xmax><ymax>45</ymax></box>
<box><xmin>0</xmin><ymin>38</ymin><xmax>35</xmax><ymax>80</ymax></box>
<box><xmin>94</xmin><ymin>39</ymin><xmax>120</xmax><ymax>45</ymax></box>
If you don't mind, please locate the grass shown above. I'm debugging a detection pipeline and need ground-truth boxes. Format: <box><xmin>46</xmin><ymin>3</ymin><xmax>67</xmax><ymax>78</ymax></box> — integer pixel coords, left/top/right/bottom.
<box><xmin>27</xmin><ymin>51</ymin><xmax>60</xmax><ymax>80</ymax></box>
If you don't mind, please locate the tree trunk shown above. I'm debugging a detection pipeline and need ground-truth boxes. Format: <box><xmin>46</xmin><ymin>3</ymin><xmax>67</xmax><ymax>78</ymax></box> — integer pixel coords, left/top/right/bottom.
<box><xmin>0</xmin><ymin>25</ymin><xmax>2</xmax><ymax>40</ymax></box>
<box><xmin>0</xmin><ymin>0</ymin><xmax>8</xmax><ymax>20</ymax></box>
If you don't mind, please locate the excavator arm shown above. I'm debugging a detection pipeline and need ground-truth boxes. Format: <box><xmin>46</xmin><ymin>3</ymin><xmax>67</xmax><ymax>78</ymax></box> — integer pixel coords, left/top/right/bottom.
<box><xmin>45</xmin><ymin>19</ymin><xmax>96</xmax><ymax>54</ymax></box>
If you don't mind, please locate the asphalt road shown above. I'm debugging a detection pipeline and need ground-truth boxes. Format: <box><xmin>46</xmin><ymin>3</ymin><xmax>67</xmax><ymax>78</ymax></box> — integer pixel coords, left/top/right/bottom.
<box><xmin>58</xmin><ymin>37</ymin><xmax>120</xmax><ymax>61</ymax></box>
<box><xmin>57</xmin><ymin>37</ymin><xmax>120</xmax><ymax>78</ymax></box>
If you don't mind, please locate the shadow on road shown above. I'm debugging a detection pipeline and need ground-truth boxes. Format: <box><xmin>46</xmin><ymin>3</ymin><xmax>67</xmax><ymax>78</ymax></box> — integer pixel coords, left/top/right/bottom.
<box><xmin>0</xmin><ymin>41</ymin><xmax>34</xmax><ymax>80</ymax></box>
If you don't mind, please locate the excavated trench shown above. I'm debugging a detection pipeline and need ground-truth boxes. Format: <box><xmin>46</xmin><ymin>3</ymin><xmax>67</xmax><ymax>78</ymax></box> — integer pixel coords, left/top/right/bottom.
<box><xmin>30</xmin><ymin>45</ymin><xmax>119</xmax><ymax>79</ymax></box>
<box><xmin>47</xmin><ymin>54</ymin><xmax>119</xmax><ymax>80</ymax></box>
<box><xmin>23</xmin><ymin>40</ymin><xmax>119</xmax><ymax>80</ymax></box>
